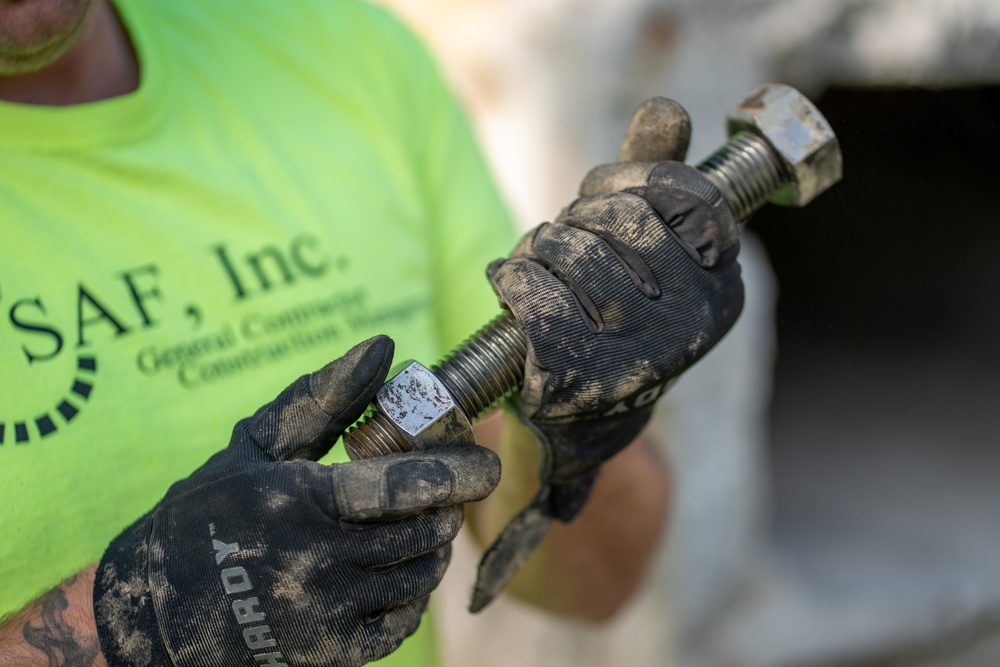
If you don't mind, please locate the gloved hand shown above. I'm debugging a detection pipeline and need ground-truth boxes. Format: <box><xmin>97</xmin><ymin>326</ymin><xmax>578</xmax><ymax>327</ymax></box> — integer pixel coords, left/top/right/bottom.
<box><xmin>471</xmin><ymin>99</ymin><xmax>743</xmax><ymax>611</ymax></box>
<box><xmin>489</xmin><ymin>98</ymin><xmax>743</xmax><ymax>522</ymax></box>
<box><xmin>489</xmin><ymin>159</ymin><xmax>742</xmax><ymax>520</ymax></box>
<box><xmin>93</xmin><ymin>336</ymin><xmax>500</xmax><ymax>667</ymax></box>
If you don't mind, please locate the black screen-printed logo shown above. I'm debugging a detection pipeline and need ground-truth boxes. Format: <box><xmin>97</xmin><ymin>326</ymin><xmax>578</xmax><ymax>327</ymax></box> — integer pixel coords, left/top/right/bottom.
<box><xmin>1</xmin><ymin>354</ymin><xmax>96</xmax><ymax>445</ymax></box>
<box><xmin>0</xmin><ymin>267</ymin><xmax>157</xmax><ymax>447</ymax></box>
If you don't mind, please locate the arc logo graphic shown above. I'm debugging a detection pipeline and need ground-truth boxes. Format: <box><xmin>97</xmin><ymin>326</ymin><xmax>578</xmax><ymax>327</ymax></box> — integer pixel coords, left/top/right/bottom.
<box><xmin>1</xmin><ymin>262</ymin><xmax>168</xmax><ymax>447</ymax></box>
<box><xmin>0</xmin><ymin>354</ymin><xmax>96</xmax><ymax>445</ymax></box>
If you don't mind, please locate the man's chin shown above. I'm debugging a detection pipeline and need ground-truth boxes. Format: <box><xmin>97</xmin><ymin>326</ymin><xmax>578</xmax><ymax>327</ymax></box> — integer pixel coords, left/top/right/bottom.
<box><xmin>0</xmin><ymin>0</ymin><xmax>94</xmax><ymax>76</ymax></box>
<box><xmin>0</xmin><ymin>41</ymin><xmax>73</xmax><ymax>75</ymax></box>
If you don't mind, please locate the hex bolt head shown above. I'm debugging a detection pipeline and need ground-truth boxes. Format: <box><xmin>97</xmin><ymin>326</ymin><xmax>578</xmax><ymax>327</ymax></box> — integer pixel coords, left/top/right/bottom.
<box><xmin>725</xmin><ymin>83</ymin><xmax>843</xmax><ymax>207</ymax></box>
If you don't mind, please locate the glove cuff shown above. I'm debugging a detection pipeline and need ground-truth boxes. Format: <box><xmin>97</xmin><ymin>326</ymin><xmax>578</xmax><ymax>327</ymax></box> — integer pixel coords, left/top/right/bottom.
<box><xmin>468</xmin><ymin>401</ymin><xmax>656</xmax><ymax>611</ymax></box>
<box><xmin>538</xmin><ymin>408</ymin><xmax>653</xmax><ymax>519</ymax></box>
<box><xmin>467</xmin><ymin>469</ymin><xmax>597</xmax><ymax>613</ymax></box>
<box><xmin>94</xmin><ymin>513</ymin><xmax>174</xmax><ymax>667</ymax></box>
<box><xmin>470</xmin><ymin>488</ymin><xmax>553</xmax><ymax>613</ymax></box>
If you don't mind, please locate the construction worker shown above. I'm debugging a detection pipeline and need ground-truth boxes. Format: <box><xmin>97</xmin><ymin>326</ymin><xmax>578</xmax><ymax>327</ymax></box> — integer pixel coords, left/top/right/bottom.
<box><xmin>0</xmin><ymin>0</ymin><xmax>742</xmax><ymax>665</ymax></box>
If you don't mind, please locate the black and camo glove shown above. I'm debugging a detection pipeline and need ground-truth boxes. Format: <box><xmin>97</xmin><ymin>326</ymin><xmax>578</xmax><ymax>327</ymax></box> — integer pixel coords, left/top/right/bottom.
<box><xmin>93</xmin><ymin>336</ymin><xmax>500</xmax><ymax>667</ymax></box>
<box><xmin>470</xmin><ymin>99</ymin><xmax>743</xmax><ymax>611</ymax></box>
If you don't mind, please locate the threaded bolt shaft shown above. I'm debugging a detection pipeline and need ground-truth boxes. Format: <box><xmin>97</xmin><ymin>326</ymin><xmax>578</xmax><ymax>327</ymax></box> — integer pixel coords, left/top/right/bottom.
<box><xmin>432</xmin><ymin>313</ymin><xmax>528</xmax><ymax>418</ymax></box>
<box><xmin>342</xmin><ymin>410</ymin><xmax>408</xmax><ymax>459</ymax></box>
<box><xmin>345</xmin><ymin>128</ymin><xmax>789</xmax><ymax>459</ymax></box>
<box><xmin>697</xmin><ymin>131</ymin><xmax>786</xmax><ymax>221</ymax></box>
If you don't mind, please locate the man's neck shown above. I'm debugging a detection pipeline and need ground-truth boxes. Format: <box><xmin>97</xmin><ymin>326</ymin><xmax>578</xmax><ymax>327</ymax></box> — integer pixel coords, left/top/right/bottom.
<box><xmin>0</xmin><ymin>0</ymin><xmax>138</xmax><ymax>106</ymax></box>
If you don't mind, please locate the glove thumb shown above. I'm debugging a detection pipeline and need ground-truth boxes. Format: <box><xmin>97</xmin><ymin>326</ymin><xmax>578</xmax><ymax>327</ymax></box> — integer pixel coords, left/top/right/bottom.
<box><xmin>578</xmin><ymin>97</ymin><xmax>692</xmax><ymax>196</ymax></box>
<box><xmin>233</xmin><ymin>335</ymin><xmax>395</xmax><ymax>462</ymax></box>
<box><xmin>618</xmin><ymin>96</ymin><xmax>691</xmax><ymax>163</ymax></box>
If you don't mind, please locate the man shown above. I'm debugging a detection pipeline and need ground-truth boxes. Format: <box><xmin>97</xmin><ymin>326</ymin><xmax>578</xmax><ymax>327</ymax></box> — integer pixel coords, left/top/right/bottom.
<box><xmin>0</xmin><ymin>0</ymin><xmax>741</xmax><ymax>665</ymax></box>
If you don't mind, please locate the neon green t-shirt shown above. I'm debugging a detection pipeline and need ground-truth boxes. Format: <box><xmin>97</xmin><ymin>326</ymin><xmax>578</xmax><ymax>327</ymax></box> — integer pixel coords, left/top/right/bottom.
<box><xmin>0</xmin><ymin>1</ymin><xmax>515</xmax><ymax>664</ymax></box>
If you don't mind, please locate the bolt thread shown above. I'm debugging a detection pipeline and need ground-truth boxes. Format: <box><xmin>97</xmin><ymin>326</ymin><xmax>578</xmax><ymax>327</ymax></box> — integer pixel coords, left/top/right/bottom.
<box><xmin>697</xmin><ymin>131</ymin><xmax>786</xmax><ymax>221</ymax></box>
<box><xmin>343</xmin><ymin>408</ymin><xmax>413</xmax><ymax>459</ymax></box>
<box><xmin>432</xmin><ymin>312</ymin><xmax>528</xmax><ymax>419</ymax></box>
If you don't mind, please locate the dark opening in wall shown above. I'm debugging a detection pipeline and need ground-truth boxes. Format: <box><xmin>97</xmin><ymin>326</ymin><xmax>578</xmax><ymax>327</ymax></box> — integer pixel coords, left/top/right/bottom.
<box><xmin>748</xmin><ymin>86</ymin><xmax>1000</xmax><ymax>623</ymax></box>
<box><xmin>753</xmin><ymin>86</ymin><xmax>1000</xmax><ymax>356</ymax></box>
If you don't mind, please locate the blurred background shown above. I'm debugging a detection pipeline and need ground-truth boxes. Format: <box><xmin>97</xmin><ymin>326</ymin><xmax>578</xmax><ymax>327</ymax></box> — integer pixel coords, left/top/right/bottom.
<box><xmin>378</xmin><ymin>1</ymin><xmax>1000</xmax><ymax>665</ymax></box>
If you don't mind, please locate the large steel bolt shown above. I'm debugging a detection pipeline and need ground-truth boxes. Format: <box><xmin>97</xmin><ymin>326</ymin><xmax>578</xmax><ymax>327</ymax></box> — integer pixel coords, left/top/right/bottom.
<box><xmin>703</xmin><ymin>83</ymin><xmax>843</xmax><ymax>219</ymax></box>
<box><xmin>343</xmin><ymin>83</ymin><xmax>842</xmax><ymax>460</ymax></box>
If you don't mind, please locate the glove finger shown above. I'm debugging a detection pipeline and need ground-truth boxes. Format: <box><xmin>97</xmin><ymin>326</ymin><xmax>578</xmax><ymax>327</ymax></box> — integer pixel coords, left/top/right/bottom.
<box><xmin>489</xmin><ymin>221</ymin><xmax>543</xmax><ymax>278</ymax></box>
<box><xmin>578</xmin><ymin>161</ymin><xmax>657</xmax><ymax>197</ymax></box>
<box><xmin>518</xmin><ymin>221</ymin><xmax>663</xmax><ymax>329</ymax></box>
<box><xmin>357</xmin><ymin>546</ymin><xmax>451</xmax><ymax>612</ymax></box>
<box><xmin>233</xmin><ymin>335</ymin><xmax>394</xmax><ymax>462</ymax></box>
<box><xmin>618</xmin><ymin>97</ymin><xmax>691</xmax><ymax>163</ymax></box>
<box><xmin>344</xmin><ymin>506</ymin><xmax>464</xmax><ymax>568</ymax></box>
<box><xmin>354</xmin><ymin>596</ymin><xmax>429</xmax><ymax>663</ymax></box>
<box><xmin>579</xmin><ymin>97</ymin><xmax>692</xmax><ymax>197</ymax></box>
<box><xmin>236</xmin><ymin>598</ymin><xmax>425</xmax><ymax>667</ymax></box>
<box><xmin>330</xmin><ymin>445</ymin><xmax>500</xmax><ymax>522</ymax></box>
<box><xmin>643</xmin><ymin>162</ymin><xmax>740</xmax><ymax>266</ymax></box>
<box><xmin>489</xmin><ymin>255</ymin><xmax>582</xmax><ymax>330</ymax></box>
<box><xmin>566</xmin><ymin>180</ymin><xmax>735</xmax><ymax>282</ymax></box>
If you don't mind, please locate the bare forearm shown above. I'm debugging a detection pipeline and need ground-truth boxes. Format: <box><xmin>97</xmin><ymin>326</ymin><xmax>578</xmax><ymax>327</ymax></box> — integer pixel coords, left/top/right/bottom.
<box><xmin>0</xmin><ymin>564</ymin><xmax>105</xmax><ymax>667</ymax></box>
<box><xmin>471</xmin><ymin>412</ymin><xmax>671</xmax><ymax>620</ymax></box>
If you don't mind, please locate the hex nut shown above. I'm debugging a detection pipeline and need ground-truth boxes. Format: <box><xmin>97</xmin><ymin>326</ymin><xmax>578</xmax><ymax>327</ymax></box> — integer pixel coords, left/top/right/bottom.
<box><xmin>374</xmin><ymin>361</ymin><xmax>474</xmax><ymax>449</ymax></box>
<box><xmin>726</xmin><ymin>83</ymin><xmax>843</xmax><ymax>207</ymax></box>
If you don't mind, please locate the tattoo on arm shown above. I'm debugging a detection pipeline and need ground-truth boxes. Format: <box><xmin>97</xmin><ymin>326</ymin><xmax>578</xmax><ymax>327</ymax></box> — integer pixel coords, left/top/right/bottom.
<box><xmin>21</xmin><ymin>576</ymin><xmax>101</xmax><ymax>667</ymax></box>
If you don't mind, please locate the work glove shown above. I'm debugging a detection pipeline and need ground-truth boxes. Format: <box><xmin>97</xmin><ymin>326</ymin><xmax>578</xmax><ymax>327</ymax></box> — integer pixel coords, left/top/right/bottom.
<box><xmin>93</xmin><ymin>336</ymin><xmax>500</xmax><ymax>667</ymax></box>
<box><xmin>471</xmin><ymin>98</ymin><xmax>743</xmax><ymax>610</ymax></box>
